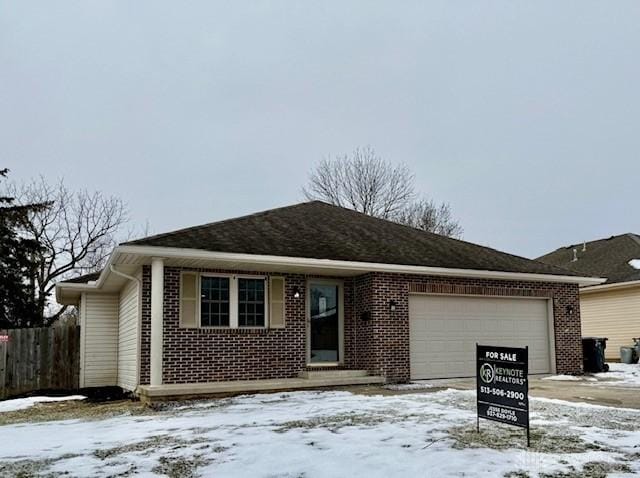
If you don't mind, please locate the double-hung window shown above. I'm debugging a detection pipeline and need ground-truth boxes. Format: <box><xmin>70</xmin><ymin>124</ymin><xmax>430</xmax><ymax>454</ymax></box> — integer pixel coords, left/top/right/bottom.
<box><xmin>237</xmin><ymin>278</ymin><xmax>265</xmax><ymax>327</ymax></box>
<box><xmin>200</xmin><ymin>276</ymin><xmax>231</xmax><ymax>327</ymax></box>
<box><xmin>197</xmin><ymin>275</ymin><xmax>266</xmax><ymax>328</ymax></box>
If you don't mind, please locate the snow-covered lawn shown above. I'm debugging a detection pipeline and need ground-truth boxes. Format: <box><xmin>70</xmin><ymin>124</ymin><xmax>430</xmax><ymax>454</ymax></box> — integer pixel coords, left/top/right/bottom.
<box><xmin>1</xmin><ymin>389</ymin><xmax>639</xmax><ymax>478</ymax></box>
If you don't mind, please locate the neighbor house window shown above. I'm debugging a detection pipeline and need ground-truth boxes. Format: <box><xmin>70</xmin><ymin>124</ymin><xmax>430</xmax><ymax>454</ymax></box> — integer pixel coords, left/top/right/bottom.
<box><xmin>197</xmin><ymin>274</ymin><xmax>267</xmax><ymax>328</ymax></box>
<box><xmin>238</xmin><ymin>278</ymin><xmax>265</xmax><ymax>327</ymax></box>
<box><xmin>200</xmin><ymin>276</ymin><xmax>230</xmax><ymax>327</ymax></box>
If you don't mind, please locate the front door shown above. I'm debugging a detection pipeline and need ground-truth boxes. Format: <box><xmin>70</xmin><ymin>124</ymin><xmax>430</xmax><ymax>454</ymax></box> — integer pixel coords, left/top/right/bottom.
<box><xmin>308</xmin><ymin>281</ymin><xmax>342</xmax><ymax>364</ymax></box>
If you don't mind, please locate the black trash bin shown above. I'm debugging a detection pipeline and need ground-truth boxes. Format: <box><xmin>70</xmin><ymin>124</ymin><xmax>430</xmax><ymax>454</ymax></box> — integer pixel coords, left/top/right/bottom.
<box><xmin>582</xmin><ymin>337</ymin><xmax>609</xmax><ymax>373</ymax></box>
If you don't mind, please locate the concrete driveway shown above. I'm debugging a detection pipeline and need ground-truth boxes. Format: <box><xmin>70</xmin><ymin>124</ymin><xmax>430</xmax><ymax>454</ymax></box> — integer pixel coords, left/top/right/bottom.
<box><xmin>379</xmin><ymin>363</ymin><xmax>640</xmax><ymax>409</ymax></box>
<box><xmin>417</xmin><ymin>376</ymin><xmax>640</xmax><ymax>409</ymax></box>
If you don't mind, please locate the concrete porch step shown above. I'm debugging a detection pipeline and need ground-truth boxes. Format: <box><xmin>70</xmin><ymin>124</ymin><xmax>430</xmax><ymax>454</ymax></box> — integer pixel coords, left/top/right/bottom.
<box><xmin>138</xmin><ymin>374</ymin><xmax>386</xmax><ymax>403</ymax></box>
<box><xmin>299</xmin><ymin>369</ymin><xmax>369</xmax><ymax>379</ymax></box>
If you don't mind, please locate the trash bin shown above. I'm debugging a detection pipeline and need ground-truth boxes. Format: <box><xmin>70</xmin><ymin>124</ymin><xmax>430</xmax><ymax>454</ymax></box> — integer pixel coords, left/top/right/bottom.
<box><xmin>582</xmin><ymin>337</ymin><xmax>609</xmax><ymax>373</ymax></box>
<box><xmin>620</xmin><ymin>346</ymin><xmax>639</xmax><ymax>364</ymax></box>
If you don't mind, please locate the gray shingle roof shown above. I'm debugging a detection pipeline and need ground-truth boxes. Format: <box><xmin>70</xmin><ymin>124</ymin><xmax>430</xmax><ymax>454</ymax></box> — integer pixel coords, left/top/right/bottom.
<box><xmin>537</xmin><ymin>233</ymin><xmax>640</xmax><ymax>284</ymax></box>
<box><xmin>61</xmin><ymin>271</ymin><xmax>102</xmax><ymax>284</ymax></box>
<box><xmin>123</xmin><ymin>201</ymin><xmax>579</xmax><ymax>277</ymax></box>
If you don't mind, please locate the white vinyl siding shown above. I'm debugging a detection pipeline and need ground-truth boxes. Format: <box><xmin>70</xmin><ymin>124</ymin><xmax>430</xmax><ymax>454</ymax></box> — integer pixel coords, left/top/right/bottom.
<box><xmin>580</xmin><ymin>287</ymin><xmax>640</xmax><ymax>360</ymax></box>
<box><xmin>117</xmin><ymin>275</ymin><xmax>140</xmax><ymax>391</ymax></box>
<box><xmin>81</xmin><ymin>293</ymin><xmax>119</xmax><ymax>387</ymax></box>
<box><xmin>409</xmin><ymin>295</ymin><xmax>552</xmax><ymax>379</ymax></box>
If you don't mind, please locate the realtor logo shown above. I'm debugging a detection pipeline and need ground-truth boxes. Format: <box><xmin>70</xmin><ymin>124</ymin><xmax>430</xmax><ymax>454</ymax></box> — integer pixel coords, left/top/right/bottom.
<box><xmin>479</xmin><ymin>363</ymin><xmax>495</xmax><ymax>384</ymax></box>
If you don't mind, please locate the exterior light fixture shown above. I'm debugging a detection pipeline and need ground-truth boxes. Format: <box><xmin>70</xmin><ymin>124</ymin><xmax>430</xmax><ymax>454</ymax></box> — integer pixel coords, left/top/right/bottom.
<box><xmin>566</xmin><ymin>304</ymin><xmax>574</xmax><ymax>315</ymax></box>
<box><xmin>293</xmin><ymin>286</ymin><xmax>301</xmax><ymax>299</ymax></box>
<box><xmin>389</xmin><ymin>300</ymin><xmax>397</xmax><ymax>312</ymax></box>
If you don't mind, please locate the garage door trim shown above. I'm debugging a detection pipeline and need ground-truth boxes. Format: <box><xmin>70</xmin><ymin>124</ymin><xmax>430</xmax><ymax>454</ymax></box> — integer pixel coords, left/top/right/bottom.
<box><xmin>408</xmin><ymin>293</ymin><xmax>557</xmax><ymax>379</ymax></box>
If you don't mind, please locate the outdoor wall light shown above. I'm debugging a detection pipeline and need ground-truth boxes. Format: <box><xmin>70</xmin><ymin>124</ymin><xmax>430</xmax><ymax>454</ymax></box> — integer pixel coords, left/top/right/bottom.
<box><xmin>292</xmin><ymin>286</ymin><xmax>301</xmax><ymax>299</ymax></box>
<box><xmin>566</xmin><ymin>304</ymin><xmax>575</xmax><ymax>316</ymax></box>
<box><xmin>389</xmin><ymin>300</ymin><xmax>397</xmax><ymax>312</ymax></box>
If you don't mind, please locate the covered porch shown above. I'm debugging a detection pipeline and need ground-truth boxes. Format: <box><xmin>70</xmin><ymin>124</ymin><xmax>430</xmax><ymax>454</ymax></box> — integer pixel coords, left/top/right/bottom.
<box><xmin>137</xmin><ymin>370</ymin><xmax>385</xmax><ymax>403</ymax></box>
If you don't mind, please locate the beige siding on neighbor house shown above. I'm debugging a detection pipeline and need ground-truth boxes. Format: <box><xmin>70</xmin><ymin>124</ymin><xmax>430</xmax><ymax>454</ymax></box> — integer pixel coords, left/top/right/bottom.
<box><xmin>580</xmin><ymin>286</ymin><xmax>640</xmax><ymax>360</ymax></box>
<box><xmin>81</xmin><ymin>292</ymin><xmax>119</xmax><ymax>387</ymax></box>
<box><xmin>117</xmin><ymin>274</ymin><xmax>140</xmax><ymax>391</ymax></box>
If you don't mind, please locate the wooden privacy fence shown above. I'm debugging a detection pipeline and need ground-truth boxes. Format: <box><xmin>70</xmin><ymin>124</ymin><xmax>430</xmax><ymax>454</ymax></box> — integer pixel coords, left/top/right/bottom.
<box><xmin>0</xmin><ymin>324</ymin><xmax>80</xmax><ymax>400</ymax></box>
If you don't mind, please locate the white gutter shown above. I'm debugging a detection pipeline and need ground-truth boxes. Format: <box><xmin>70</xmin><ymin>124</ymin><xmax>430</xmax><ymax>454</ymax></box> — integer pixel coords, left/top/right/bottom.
<box><xmin>581</xmin><ymin>279</ymin><xmax>640</xmax><ymax>294</ymax></box>
<box><xmin>118</xmin><ymin>245</ymin><xmax>605</xmax><ymax>286</ymax></box>
<box><xmin>109</xmin><ymin>265</ymin><xmax>141</xmax><ymax>285</ymax></box>
<box><xmin>56</xmin><ymin>245</ymin><xmax>606</xmax><ymax>296</ymax></box>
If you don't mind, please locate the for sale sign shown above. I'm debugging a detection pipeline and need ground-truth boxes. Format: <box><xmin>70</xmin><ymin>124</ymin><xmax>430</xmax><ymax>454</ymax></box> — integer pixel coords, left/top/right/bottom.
<box><xmin>476</xmin><ymin>344</ymin><xmax>530</xmax><ymax>445</ymax></box>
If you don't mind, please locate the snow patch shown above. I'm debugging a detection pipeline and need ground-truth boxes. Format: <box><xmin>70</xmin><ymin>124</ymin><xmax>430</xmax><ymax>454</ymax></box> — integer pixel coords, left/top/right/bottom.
<box><xmin>595</xmin><ymin>362</ymin><xmax>640</xmax><ymax>387</ymax></box>
<box><xmin>542</xmin><ymin>374</ymin><xmax>597</xmax><ymax>382</ymax></box>
<box><xmin>384</xmin><ymin>381</ymin><xmax>435</xmax><ymax>391</ymax></box>
<box><xmin>532</xmin><ymin>395</ymin><xmax>640</xmax><ymax>413</ymax></box>
<box><xmin>0</xmin><ymin>395</ymin><xmax>86</xmax><ymax>413</ymax></box>
<box><xmin>628</xmin><ymin>259</ymin><xmax>640</xmax><ymax>269</ymax></box>
<box><xmin>542</xmin><ymin>374</ymin><xmax>581</xmax><ymax>381</ymax></box>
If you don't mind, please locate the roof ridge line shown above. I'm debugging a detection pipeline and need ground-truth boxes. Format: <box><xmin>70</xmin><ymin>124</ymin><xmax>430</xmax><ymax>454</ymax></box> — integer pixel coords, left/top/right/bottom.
<box><xmin>321</xmin><ymin>202</ymin><xmax>576</xmax><ymax>272</ymax></box>
<box><xmin>559</xmin><ymin>232</ymin><xmax>634</xmax><ymax>250</ymax></box>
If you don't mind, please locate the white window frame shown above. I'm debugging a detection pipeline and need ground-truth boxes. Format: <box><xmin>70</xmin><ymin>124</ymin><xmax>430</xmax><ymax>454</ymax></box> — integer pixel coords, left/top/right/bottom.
<box><xmin>198</xmin><ymin>273</ymin><xmax>269</xmax><ymax>329</ymax></box>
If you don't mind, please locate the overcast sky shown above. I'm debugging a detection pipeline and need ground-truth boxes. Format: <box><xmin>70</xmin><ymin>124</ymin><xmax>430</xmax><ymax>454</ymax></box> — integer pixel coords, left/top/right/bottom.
<box><xmin>2</xmin><ymin>1</ymin><xmax>639</xmax><ymax>259</ymax></box>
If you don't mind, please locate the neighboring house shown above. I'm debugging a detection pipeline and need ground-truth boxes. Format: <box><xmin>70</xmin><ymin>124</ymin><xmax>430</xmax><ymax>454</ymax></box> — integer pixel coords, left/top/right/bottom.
<box><xmin>56</xmin><ymin>201</ymin><xmax>601</xmax><ymax>401</ymax></box>
<box><xmin>538</xmin><ymin>233</ymin><xmax>640</xmax><ymax>360</ymax></box>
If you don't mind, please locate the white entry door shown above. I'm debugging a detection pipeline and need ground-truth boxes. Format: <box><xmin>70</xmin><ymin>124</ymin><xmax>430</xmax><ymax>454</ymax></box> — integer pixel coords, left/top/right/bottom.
<box><xmin>409</xmin><ymin>295</ymin><xmax>552</xmax><ymax>379</ymax></box>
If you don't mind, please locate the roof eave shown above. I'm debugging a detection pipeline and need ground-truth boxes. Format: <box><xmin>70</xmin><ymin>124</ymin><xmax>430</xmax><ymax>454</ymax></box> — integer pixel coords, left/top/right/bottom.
<box><xmin>55</xmin><ymin>245</ymin><xmax>604</xmax><ymax>294</ymax></box>
<box><xmin>581</xmin><ymin>279</ymin><xmax>640</xmax><ymax>294</ymax></box>
<box><xmin>55</xmin><ymin>251</ymin><xmax>120</xmax><ymax>304</ymax></box>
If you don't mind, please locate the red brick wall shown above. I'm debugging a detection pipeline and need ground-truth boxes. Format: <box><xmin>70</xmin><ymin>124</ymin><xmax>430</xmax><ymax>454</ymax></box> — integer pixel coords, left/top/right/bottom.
<box><xmin>359</xmin><ymin>273</ymin><xmax>582</xmax><ymax>382</ymax></box>
<box><xmin>139</xmin><ymin>267</ymin><xmax>582</xmax><ymax>385</ymax></box>
<box><xmin>139</xmin><ymin>267</ymin><xmax>356</xmax><ymax>385</ymax></box>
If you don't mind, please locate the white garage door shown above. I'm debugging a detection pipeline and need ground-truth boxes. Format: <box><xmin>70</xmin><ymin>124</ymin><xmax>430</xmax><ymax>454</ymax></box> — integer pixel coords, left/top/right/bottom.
<box><xmin>409</xmin><ymin>295</ymin><xmax>552</xmax><ymax>379</ymax></box>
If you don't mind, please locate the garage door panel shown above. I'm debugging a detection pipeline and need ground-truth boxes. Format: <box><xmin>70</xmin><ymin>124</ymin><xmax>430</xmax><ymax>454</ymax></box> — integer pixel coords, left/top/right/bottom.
<box><xmin>409</xmin><ymin>295</ymin><xmax>551</xmax><ymax>379</ymax></box>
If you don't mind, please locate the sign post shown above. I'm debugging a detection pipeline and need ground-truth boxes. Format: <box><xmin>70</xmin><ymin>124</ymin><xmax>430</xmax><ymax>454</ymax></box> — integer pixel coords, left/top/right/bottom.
<box><xmin>476</xmin><ymin>344</ymin><xmax>530</xmax><ymax>447</ymax></box>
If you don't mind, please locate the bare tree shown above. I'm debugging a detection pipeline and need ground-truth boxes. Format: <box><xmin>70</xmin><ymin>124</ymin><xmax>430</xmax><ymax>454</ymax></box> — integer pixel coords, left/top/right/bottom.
<box><xmin>303</xmin><ymin>146</ymin><xmax>463</xmax><ymax>237</ymax></box>
<box><xmin>11</xmin><ymin>177</ymin><xmax>129</xmax><ymax>322</ymax></box>
<box><xmin>303</xmin><ymin>146</ymin><xmax>415</xmax><ymax>219</ymax></box>
<box><xmin>394</xmin><ymin>199</ymin><xmax>463</xmax><ymax>238</ymax></box>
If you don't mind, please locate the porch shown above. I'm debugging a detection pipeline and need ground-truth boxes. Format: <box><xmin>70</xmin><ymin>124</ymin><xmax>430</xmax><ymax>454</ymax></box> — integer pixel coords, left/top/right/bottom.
<box><xmin>137</xmin><ymin>370</ymin><xmax>385</xmax><ymax>403</ymax></box>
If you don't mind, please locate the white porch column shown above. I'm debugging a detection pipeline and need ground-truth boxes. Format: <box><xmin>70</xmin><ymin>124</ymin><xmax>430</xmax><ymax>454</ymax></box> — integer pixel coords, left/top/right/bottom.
<box><xmin>150</xmin><ymin>257</ymin><xmax>164</xmax><ymax>386</ymax></box>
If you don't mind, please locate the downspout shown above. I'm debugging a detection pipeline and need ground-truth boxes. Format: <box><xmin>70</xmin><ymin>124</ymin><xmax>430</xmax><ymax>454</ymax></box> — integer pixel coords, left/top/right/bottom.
<box><xmin>110</xmin><ymin>265</ymin><xmax>141</xmax><ymax>285</ymax></box>
<box><xmin>109</xmin><ymin>266</ymin><xmax>142</xmax><ymax>392</ymax></box>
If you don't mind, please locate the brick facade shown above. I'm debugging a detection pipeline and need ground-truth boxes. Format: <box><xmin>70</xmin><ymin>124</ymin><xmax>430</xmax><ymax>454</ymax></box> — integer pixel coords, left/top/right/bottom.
<box><xmin>353</xmin><ymin>273</ymin><xmax>582</xmax><ymax>382</ymax></box>
<box><xmin>139</xmin><ymin>266</ymin><xmax>582</xmax><ymax>385</ymax></box>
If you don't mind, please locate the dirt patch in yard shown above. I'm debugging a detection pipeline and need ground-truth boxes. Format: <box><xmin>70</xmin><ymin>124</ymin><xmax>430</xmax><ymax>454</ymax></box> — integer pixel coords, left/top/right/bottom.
<box><xmin>0</xmin><ymin>431</ymin><xmax>229</xmax><ymax>477</ymax></box>
<box><xmin>92</xmin><ymin>431</ymin><xmax>227</xmax><ymax>460</ymax></box>
<box><xmin>0</xmin><ymin>399</ymin><xmax>150</xmax><ymax>426</ymax></box>
<box><xmin>152</xmin><ymin>455</ymin><xmax>214</xmax><ymax>478</ymax></box>
<box><xmin>535</xmin><ymin>461</ymin><xmax>632</xmax><ymax>478</ymax></box>
<box><xmin>275</xmin><ymin>410</ymin><xmax>392</xmax><ymax>432</ymax></box>
<box><xmin>91</xmin><ymin>432</ymin><xmax>225</xmax><ymax>478</ymax></box>
<box><xmin>0</xmin><ymin>453</ymin><xmax>81</xmax><ymax>478</ymax></box>
<box><xmin>447</xmin><ymin>423</ymin><xmax>610</xmax><ymax>454</ymax></box>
